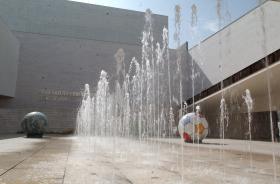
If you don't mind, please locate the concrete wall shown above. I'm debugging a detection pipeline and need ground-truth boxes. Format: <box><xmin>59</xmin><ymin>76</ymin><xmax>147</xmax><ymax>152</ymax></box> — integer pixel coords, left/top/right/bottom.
<box><xmin>0</xmin><ymin>0</ymin><xmax>168</xmax><ymax>133</ymax></box>
<box><xmin>189</xmin><ymin>0</ymin><xmax>280</xmax><ymax>93</ymax></box>
<box><xmin>170</xmin><ymin>44</ymin><xmax>211</xmax><ymax>106</ymax></box>
<box><xmin>193</xmin><ymin>56</ymin><xmax>280</xmax><ymax>140</ymax></box>
<box><xmin>0</xmin><ymin>32</ymin><xmax>143</xmax><ymax>133</ymax></box>
<box><xmin>0</xmin><ymin>0</ymin><xmax>167</xmax><ymax>45</ymax></box>
<box><xmin>0</xmin><ymin>19</ymin><xmax>19</xmax><ymax>97</ymax></box>
<box><xmin>185</xmin><ymin>1</ymin><xmax>280</xmax><ymax>141</ymax></box>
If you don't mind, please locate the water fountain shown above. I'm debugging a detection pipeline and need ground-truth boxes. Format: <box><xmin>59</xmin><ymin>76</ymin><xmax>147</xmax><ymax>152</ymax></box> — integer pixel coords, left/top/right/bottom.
<box><xmin>258</xmin><ymin>1</ymin><xmax>278</xmax><ymax>182</ymax></box>
<box><xmin>74</xmin><ymin>3</ymin><xmax>279</xmax><ymax>184</ymax></box>
<box><xmin>243</xmin><ymin>89</ymin><xmax>254</xmax><ymax>173</ymax></box>
<box><xmin>76</xmin><ymin>8</ymin><xmax>175</xmax><ymax>140</ymax></box>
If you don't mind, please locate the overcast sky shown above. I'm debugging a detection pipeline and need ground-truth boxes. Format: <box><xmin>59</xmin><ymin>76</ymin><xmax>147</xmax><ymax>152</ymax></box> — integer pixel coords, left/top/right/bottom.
<box><xmin>68</xmin><ymin>0</ymin><xmax>259</xmax><ymax>48</ymax></box>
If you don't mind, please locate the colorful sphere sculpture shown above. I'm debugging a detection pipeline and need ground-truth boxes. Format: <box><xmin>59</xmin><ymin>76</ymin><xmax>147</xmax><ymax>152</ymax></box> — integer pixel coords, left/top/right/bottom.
<box><xmin>21</xmin><ymin>112</ymin><xmax>48</xmax><ymax>138</ymax></box>
<box><xmin>178</xmin><ymin>112</ymin><xmax>208</xmax><ymax>142</ymax></box>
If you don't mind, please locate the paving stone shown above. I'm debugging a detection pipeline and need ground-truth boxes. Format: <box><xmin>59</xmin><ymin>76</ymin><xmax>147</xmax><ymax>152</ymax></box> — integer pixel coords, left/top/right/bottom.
<box><xmin>0</xmin><ymin>135</ymin><xmax>279</xmax><ymax>184</ymax></box>
<box><xmin>0</xmin><ymin>168</ymin><xmax>63</xmax><ymax>184</ymax></box>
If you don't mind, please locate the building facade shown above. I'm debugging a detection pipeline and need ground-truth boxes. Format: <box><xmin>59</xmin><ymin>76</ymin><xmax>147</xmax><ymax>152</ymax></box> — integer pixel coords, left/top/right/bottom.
<box><xmin>0</xmin><ymin>0</ymin><xmax>168</xmax><ymax>133</ymax></box>
<box><xmin>187</xmin><ymin>0</ymin><xmax>280</xmax><ymax>141</ymax></box>
<box><xmin>0</xmin><ymin>19</ymin><xmax>19</xmax><ymax>98</ymax></box>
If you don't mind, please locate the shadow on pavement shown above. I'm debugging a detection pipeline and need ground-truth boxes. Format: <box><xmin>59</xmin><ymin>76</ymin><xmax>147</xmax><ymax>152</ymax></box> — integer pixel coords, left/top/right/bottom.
<box><xmin>0</xmin><ymin>134</ymin><xmax>24</xmax><ymax>140</ymax></box>
<box><xmin>201</xmin><ymin>142</ymin><xmax>228</xmax><ymax>146</ymax></box>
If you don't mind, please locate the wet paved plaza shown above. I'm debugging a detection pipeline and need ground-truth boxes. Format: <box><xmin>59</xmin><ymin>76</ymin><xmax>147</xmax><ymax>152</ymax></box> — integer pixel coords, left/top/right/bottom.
<box><xmin>0</xmin><ymin>135</ymin><xmax>279</xmax><ymax>184</ymax></box>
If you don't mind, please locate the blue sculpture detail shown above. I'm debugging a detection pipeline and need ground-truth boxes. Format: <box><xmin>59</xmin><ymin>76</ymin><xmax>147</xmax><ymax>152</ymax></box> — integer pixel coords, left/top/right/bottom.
<box><xmin>21</xmin><ymin>112</ymin><xmax>48</xmax><ymax>138</ymax></box>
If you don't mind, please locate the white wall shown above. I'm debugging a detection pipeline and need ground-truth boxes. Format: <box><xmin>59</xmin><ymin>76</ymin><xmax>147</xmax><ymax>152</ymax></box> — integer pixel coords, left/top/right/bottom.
<box><xmin>0</xmin><ymin>19</ymin><xmax>19</xmax><ymax>97</ymax></box>
<box><xmin>189</xmin><ymin>0</ymin><xmax>280</xmax><ymax>90</ymax></box>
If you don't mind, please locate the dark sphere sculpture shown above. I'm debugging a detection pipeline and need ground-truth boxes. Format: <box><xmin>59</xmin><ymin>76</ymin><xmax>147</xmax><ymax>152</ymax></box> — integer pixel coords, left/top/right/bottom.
<box><xmin>21</xmin><ymin>112</ymin><xmax>48</xmax><ymax>138</ymax></box>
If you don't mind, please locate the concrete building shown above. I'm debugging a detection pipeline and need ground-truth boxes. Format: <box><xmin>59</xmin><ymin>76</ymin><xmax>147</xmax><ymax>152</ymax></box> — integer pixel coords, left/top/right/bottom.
<box><xmin>187</xmin><ymin>0</ymin><xmax>280</xmax><ymax>141</ymax></box>
<box><xmin>0</xmin><ymin>20</ymin><xmax>19</xmax><ymax>98</ymax></box>
<box><xmin>1</xmin><ymin>0</ymin><xmax>279</xmax><ymax>141</ymax></box>
<box><xmin>0</xmin><ymin>0</ymin><xmax>168</xmax><ymax>133</ymax></box>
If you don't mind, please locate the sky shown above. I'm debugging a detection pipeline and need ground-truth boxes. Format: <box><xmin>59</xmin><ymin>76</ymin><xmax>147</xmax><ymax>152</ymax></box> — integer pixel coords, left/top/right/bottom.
<box><xmin>68</xmin><ymin>0</ymin><xmax>259</xmax><ymax>48</ymax></box>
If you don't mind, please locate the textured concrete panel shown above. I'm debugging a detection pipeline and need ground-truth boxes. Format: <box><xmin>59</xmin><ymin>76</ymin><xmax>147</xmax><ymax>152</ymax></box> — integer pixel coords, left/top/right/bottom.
<box><xmin>0</xmin><ymin>19</ymin><xmax>19</xmax><ymax>97</ymax></box>
<box><xmin>170</xmin><ymin>43</ymin><xmax>211</xmax><ymax>102</ymax></box>
<box><xmin>0</xmin><ymin>0</ymin><xmax>167</xmax><ymax>46</ymax></box>
<box><xmin>0</xmin><ymin>31</ymin><xmax>143</xmax><ymax>133</ymax></box>
<box><xmin>0</xmin><ymin>0</ymin><xmax>169</xmax><ymax>133</ymax></box>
